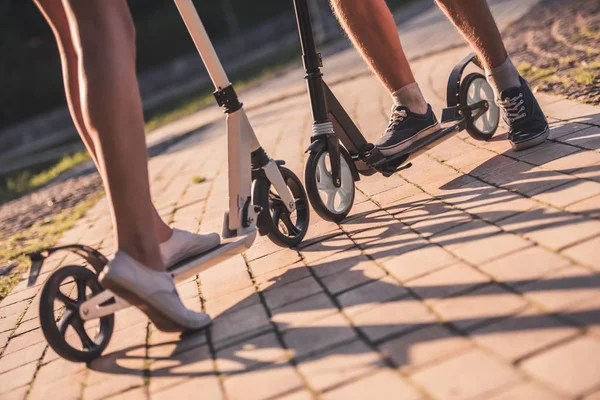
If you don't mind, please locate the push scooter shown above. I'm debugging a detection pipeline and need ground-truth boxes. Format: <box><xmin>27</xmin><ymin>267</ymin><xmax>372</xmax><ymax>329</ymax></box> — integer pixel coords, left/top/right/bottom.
<box><xmin>294</xmin><ymin>0</ymin><xmax>501</xmax><ymax>222</ymax></box>
<box><xmin>27</xmin><ymin>0</ymin><xmax>310</xmax><ymax>363</ymax></box>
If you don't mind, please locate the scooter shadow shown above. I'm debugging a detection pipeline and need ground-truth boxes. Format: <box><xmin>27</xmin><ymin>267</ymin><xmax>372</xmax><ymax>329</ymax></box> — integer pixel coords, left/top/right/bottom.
<box><xmin>88</xmin><ymin>263</ymin><xmax>600</xmax><ymax>381</ymax></box>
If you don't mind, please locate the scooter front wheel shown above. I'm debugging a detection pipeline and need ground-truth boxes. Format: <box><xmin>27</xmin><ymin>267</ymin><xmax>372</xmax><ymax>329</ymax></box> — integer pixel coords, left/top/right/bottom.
<box><xmin>305</xmin><ymin>147</ymin><xmax>355</xmax><ymax>222</ymax></box>
<box><xmin>253</xmin><ymin>166</ymin><xmax>310</xmax><ymax>248</ymax></box>
<box><xmin>460</xmin><ymin>73</ymin><xmax>500</xmax><ymax>141</ymax></box>
<box><xmin>39</xmin><ymin>266</ymin><xmax>114</xmax><ymax>363</ymax></box>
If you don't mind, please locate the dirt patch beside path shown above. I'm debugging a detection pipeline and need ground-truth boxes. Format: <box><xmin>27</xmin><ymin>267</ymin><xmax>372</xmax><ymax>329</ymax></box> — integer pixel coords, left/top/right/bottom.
<box><xmin>504</xmin><ymin>0</ymin><xmax>599</xmax><ymax>105</ymax></box>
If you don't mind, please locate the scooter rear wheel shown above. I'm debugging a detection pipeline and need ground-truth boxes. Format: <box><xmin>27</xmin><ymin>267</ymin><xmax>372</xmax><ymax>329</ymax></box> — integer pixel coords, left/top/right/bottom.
<box><xmin>39</xmin><ymin>266</ymin><xmax>114</xmax><ymax>363</ymax></box>
<box><xmin>305</xmin><ymin>147</ymin><xmax>355</xmax><ymax>222</ymax></box>
<box><xmin>460</xmin><ymin>73</ymin><xmax>500</xmax><ymax>141</ymax></box>
<box><xmin>253</xmin><ymin>166</ymin><xmax>310</xmax><ymax>248</ymax></box>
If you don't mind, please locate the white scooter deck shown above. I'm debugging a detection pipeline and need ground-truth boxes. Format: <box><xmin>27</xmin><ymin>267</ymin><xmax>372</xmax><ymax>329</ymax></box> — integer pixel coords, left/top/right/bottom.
<box><xmin>78</xmin><ymin>229</ymin><xmax>257</xmax><ymax>321</ymax></box>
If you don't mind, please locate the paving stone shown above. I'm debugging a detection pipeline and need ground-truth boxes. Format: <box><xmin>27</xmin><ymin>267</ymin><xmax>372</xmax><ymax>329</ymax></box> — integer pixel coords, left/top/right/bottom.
<box><xmin>2</xmin><ymin>328</ymin><xmax>45</xmax><ymax>356</ymax></box>
<box><xmin>0</xmin><ymin>361</ymin><xmax>38</xmax><ymax>394</ymax></box>
<box><xmin>149</xmin><ymin>344</ymin><xmax>214</xmax><ymax>393</ymax></box>
<box><xmin>211</xmin><ymin>303</ymin><xmax>271</xmax><ymax>349</ymax></box>
<box><xmin>384</xmin><ymin>244</ymin><xmax>458</xmax><ymax>283</ymax></box>
<box><xmin>559</xmin><ymin>295</ymin><xmax>600</xmax><ymax>335</ymax></box>
<box><xmin>534</xmin><ymin>179</ymin><xmax>600</xmax><ymax>208</ymax></box>
<box><xmin>310</xmin><ymin>247</ymin><xmax>365</xmax><ymax>278</ymax></box>
<box><xmin>1</xmin><ymin>387</ymin><xmax>29</xmax><ymax>400</ymax></box>
<box><xmin>223</xmin><ymin>362</ymin><xmax>304</xmax><ymax>400</ymax></box>
<box><xmin>337</xmin><ymin>276</ymin><xmax>410</xmax><ymax>316</ymax></box>
<box><xmin>406</xmin><ymin>263</ymin><xmax>491</xmax><ymax>301</ymax></box>
<box><xmin>244</xmin><ymin>237</ymin><xmax>286</xmax><ymax>261</ymax></box>
<box><xmin>301</xmin><ymin>236</ymin><xmax>355</xmax><ymax>265</ymax></box>
<box><xmin>200</xmin><ymin>256</ymin><xmax>253</xmax><ymax>299</ymax></box>
<box><xmin>519</xmin><ymin>266</ymin><xmax>600</xmax><ymax>312</ymax></box>
<box><xmin>0</xmin><ymin>341</ymin><xmax>46</xmax><ymax>374</ymax></box>
<box><xmin>216</xmin><ymin>331</ymin><xmax>288</xmax><ymax>375</ymax></box>
<box><xmin>205</xmin><ymin>287</ymin><xmax>260</xmax><ymax>317</ymax></box>
<box><xmin>350</xmin><ymin>297</ymin><xmax>437</xmax><ymax>342</ymax></box>
<box><xmin>370</xmin><ymin>182</ymin><xmax>423</xmax><ymax>207</ymax></box>
<box><xmin>298</xmin><ymin>220</ymin><xmax>342</xmax><ymax>247</ymax></box>
<box><xmin>378</xmin><ymin>325</ymin><xmax>472</xmax><ymax>373</ymax></box>
<box><xmin>320</xmin><ymin>257</ymin><xmax>386</xmax><ymax>295</ymax></box>
<box><xmin>264</xmin><ymin>276</ymin><xmax>323</xmax><ymax>310</ymax></box>
<box><xmin>152</xmin><ymin>375</ymin><xmax>224</xmax><ymax>400</ymax></box>
<box><xmin>480</xmin><ymin>246</ymin><xmax>571</xmax><ymax>285</ymax></box>
<box><xmin>283</xmin><ymin>313</ymin><xmax>357</xmax><ymax>360</ymax></box>
<box><xmin>567</xmin><ymin>194</ymin><xmax>600</xmax><ymax>219</ymax></box>
<box><xmin>432</xmin><ymin>284</ymin><xmax>528</xmax><ymax>331</ymax></box>
<box><xmin>471</xmin><ymin>307</ymin><xmax>579</xmax><ymax>362</ymax></box>
<box><xmin>465</xmin><ymin>193</ymin><xmax>540</xmax><ymax>223</ymax></box>
<box><xmin>298</xmin><ymin>340</ymin><xmax>384</xmax><ymax>392</ymax></box>
<box><xmin>321</xmin><ymin>369</ymin><xmax>420</xmax><ymax>400</ymax></box>
<box><xmin>410</xmin><ymin>208</ymin><xmax>472</xmax><ymax>238</ymax></box>
<box><xmin>28</xmin><ymin>370</ymin><xmax>86</xmax><ymax>400</ymax></box>
<box><xmin>499</xmin><ymin>207</ymin><xmax>600</xmax><ymax>250</ymax></box>
<box><xmin>382</xmin><ymin>191</ymin><xmax>434</xmax><ymax>216</ymax></box>
<box><xmin>521</xmin><ymin>336</ymin><xmax>600</xmax><ymax>397</ymax></box>
<box><xmin>561</xmin><ymin>125</ymin><xmax>600</xmax><ymax>151</ymax></box>
<box><xmin>484</xmin><ymin>382</ymin><xmax>565</xmax><ymax>400</ymax></box>
<box><xmin>353</xmin><ymin>225</ymin><xmax>430</xmax><ymax>263</ymax></box>
<box><xmin>429</xmin><ymin>219</ymin><xmax>501</xmax><ymax>250</ymax></box>
<box><xmin>544</xmin><ymin>149</ymin><xmax>600</xmax><ymax>175</ymax></box>
<box><xmin>255</xmin><ymin>262</ymin><xmax>311</xmax><ymax>292</ymax></box>
<box><xmin>562</xmin><ymin>235</ymin><xmax>600</xmax><ymax>270</ymax></box>
<box><xmin>516</xmin><ymin>142</ymin><xmax>580</xmax><ymax>166</ymax></box>
<box><xmin>450</xmin><ymin>232</ymin><xmax>533</xmax><ymax>265</ymax></box>
<box><xmin>356</xmin><ymin>173</ymin><xmax>407</xmax><ymax>196</ymax></box>
<box><xmin>248</xmin><ymin>249</ymin><xmax>301</xmax><ymax>276</ymax></box>
<box><xmin>270</xmin><ymin>293</ymin><xmax>338</xmax><ymax>332</ymax></box>
<box><xmin>411</xmin><ymin>348</ymin><xmax>522</xmax><ymax>400</ymax></box>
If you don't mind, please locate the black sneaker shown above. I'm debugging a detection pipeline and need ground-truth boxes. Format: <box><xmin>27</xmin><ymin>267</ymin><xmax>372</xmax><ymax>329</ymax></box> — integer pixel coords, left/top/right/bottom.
<box><xmin>498</xmin><ymin>76</ymin><xmax>549</xmax><ymax>151</ymax></box>
<box><xmin>375</xmin><ymin>104</ymin><xmax>440</xmax><ymax>157</ymax></box>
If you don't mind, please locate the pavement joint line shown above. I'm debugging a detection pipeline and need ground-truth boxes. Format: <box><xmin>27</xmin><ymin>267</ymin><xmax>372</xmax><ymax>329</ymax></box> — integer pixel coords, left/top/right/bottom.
<box><xmin>447</xmin><ymin>136</ymin><xmax>600</xmax><ymax>219</ymax></box>
<box><xmin>241</xmin><ymin>254</ymin><xmax>319</xmax><ymax>399</ymax></box>
<box><xmin>298</xmin><ymin>228</ymin><xmax>442</xmax><ymax>400</ymax></box>
<box><xmin>415</xmin><ymin>151</ymin><xmax>600</xmax><ymax>257</ymax></box>
<box><xmin>23</xmin><ymin>343</ymin><xmax>49</xmax><ymax>400</ymax></box>
<box><xmin>511</xmin><ymin>330</ymin><xmax>585</xmax><ymax>366</ymax></box>
<box><xmin>379</xmin><ymin>175</ymin><xmax>600</xmax><ymax>319</ymax></box>
<box><xmin>357</xmin><ymin>194</ymin><xmax>580</xmax><ymax>341</ymax></box>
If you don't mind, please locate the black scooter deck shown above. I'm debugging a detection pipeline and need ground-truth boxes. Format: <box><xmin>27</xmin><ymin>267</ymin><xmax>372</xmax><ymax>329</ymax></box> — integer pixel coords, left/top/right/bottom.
<box><xmin>368</xmin><ymin>120</ymin><xmax>465</xmax><ymax>174</ymax></box>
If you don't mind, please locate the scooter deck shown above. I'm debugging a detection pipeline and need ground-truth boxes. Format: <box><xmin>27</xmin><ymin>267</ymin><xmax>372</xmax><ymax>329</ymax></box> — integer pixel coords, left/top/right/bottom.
<box><xmin>168</xmin><ymin>230</ymin><xmax>257</xmax><ymax>283</ymax></box>
<box><xmin>369</xmin><ymin>120</ymin><xmax>464</xmax><ymax>174</ymax></box>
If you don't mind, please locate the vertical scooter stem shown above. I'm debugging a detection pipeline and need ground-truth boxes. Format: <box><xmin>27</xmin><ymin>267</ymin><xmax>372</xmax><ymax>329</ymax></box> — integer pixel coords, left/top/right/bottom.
<box><xmin>294</xmin><ymin>0</ymin><xmax>342</xmax><ymax>187</ymax></box>
<box><xmin>293</xmin><ymin>0</ymin><xmax>329</xmax><ymax>125</ymax></box>
<box><xmin>173</xmin><ymin>0</ymin><xmax>259</xmax><ymax>233</ymax></box>
<box><xmin>172</xmin><ymin>0</ymin><xmax>229</xmax><ymax>89</ymax></box>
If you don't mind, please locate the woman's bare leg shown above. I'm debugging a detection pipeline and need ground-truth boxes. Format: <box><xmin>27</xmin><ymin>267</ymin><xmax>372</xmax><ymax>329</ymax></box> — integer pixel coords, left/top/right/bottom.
<box><xmin>34</xmin><ymin>0</ymin><xmax>173</xmax><ymax>245</ymax></box>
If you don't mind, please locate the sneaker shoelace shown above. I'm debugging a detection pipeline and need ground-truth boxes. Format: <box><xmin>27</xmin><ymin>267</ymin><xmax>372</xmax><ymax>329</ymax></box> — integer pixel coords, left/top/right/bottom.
<box><xmin>497</xmin><ymin>93</ymin><xmax>526</xmax><ymax>125</ymax></box>
<box><xmin>387</xmin><ymin>107</ymin><xmax>408</xmax><ymax>130</ymax></box>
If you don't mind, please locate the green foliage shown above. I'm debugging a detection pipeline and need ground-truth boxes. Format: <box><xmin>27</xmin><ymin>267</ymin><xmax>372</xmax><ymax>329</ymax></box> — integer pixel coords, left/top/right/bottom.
<box><xmin>0</xmin><ymin>151</ymin><xmax>90</xmax><ymax>202</ymax></box>
<box><xmin>0</xmin><ymin>191</ymin><xmax>103</xmax><ymax>302</ymax></box>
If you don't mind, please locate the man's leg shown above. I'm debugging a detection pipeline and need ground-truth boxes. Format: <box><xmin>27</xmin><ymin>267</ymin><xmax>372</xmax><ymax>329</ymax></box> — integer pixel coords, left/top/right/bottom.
<box><xmin>435</xmin><ymin>0</ymin><xmax>518</xmax><ymax>98</ymax></box>
<box><xmin>331</xmin><ymin>0</ymin><xmax>439</xmax><ymax>157</ymax></box>
<box><xmin>436</xmin><ymin>0</ymin><xmax>549</xmax><ymax>150</ymax></box>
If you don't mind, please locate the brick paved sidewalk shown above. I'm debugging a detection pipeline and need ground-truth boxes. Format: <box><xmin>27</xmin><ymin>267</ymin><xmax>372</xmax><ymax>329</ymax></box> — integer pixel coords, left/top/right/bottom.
<box><xmin>1</xmin><ymin>44</ymin><xmax>600</xmax><ymax>400</ymax></box>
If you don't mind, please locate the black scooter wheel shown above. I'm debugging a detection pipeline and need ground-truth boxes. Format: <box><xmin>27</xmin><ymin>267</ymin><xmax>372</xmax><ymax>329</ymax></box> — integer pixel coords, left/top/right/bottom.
<box><xmin>39</xmin><ymin>266</ymin><xmax>114</xmax><ymax>363</ymax></box>
<box><xmin>305</xmin><ymin>147</ymin><xmax>355</xmax><ymax>222</ymax></box>
<box><xmin>253</xmin><ymin>166</ymin><xmax>310</xmax><ymax>248</ymax></box>
<box><xmin>460</xmin><ymin>73</ymin><xmax>500</xmax><ymax>141</ymax></box>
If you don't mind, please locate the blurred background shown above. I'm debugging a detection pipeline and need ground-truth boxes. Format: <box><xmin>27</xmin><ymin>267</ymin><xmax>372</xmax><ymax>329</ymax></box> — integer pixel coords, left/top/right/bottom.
<box><xmin>0</xmin><ymin>0</ymin><xmax>410</xmax><ymax>200</ymax></box>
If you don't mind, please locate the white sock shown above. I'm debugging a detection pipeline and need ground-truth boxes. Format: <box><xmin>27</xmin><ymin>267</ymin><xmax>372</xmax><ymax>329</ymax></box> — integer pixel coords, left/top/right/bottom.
<box><xmin>391</xmin><ymin>82</ymin><xmax>428</xmax><ymax>115</ymax></box>
<box><xmin>485</xmin><ymin>56</ymin><xmax>521</xmax><ymax>100</ymax></box>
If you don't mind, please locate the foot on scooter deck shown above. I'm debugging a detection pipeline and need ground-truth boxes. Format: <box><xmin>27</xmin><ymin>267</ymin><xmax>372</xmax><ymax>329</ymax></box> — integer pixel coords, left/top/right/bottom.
<box><xmin>364</xmin><ymin>121</ymin><xmax>464</xmax><ymax>176</ymax></box>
